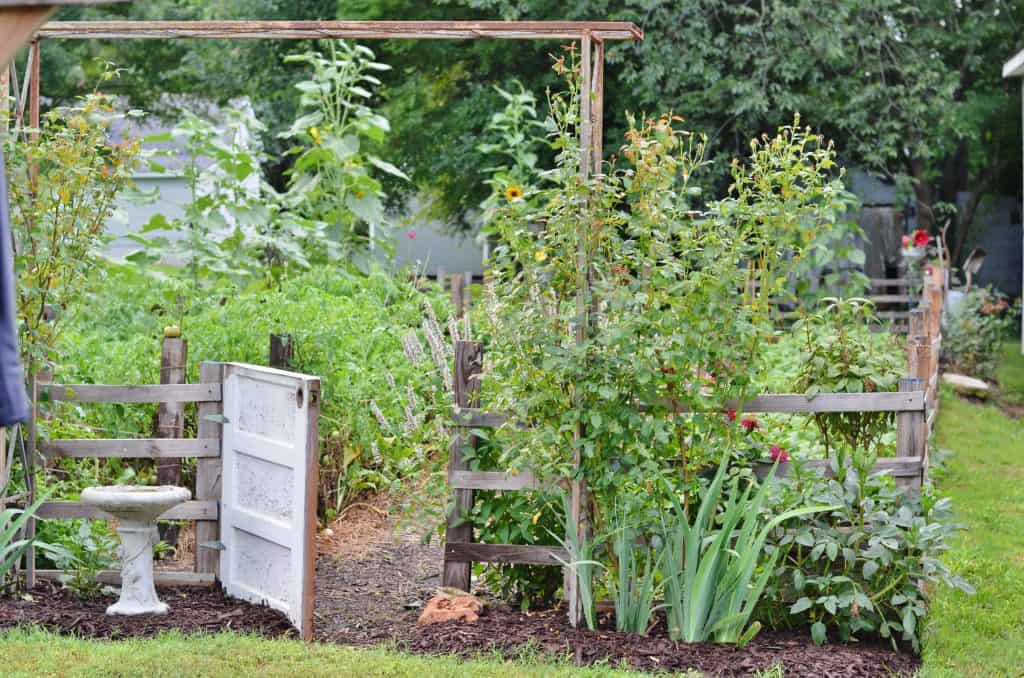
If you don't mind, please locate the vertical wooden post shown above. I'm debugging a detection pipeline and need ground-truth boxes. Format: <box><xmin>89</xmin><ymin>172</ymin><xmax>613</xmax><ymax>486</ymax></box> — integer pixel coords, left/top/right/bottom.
<box><xmin>1</xmin><ymin>63</ymin><xmax>8</xmax><ymax>126</ymax></box>
<box><xmin>896</xmin><ymin>377</ymin><xmax>926</xmax><ymax>490</ymax></box>
<box><xmin>908</xmin><ymin>309</ymin><xmax>926</xmax><ymax>346</ymax></box>
<box><xmin>564</xmin><ymin>30</ymin><xmax>596</xmax><ymax>630</ymax></box>
<box><xmin>442</xmin><ymin>340</ymin><xmax>482</xmax><ymax>592</ymax></box>
<box><xmin>450</xmin><ymin>273</ymin><xmax>465</xmax><ymax>319</ymax></box>
<box><xmin>195</xmin><ymin>361</ymin><xmax>224</xmax><ymax>578</ymax></box>
<box><xmin>436</xmin><ymin>267</ymin><xmax>445</xmax><ymax>293</ymax></box>
<box><xmin>156</xmin><ymin>334</ymin><xmax>187</xmax><ymax>548</ymax></box>
<box><xmin>269</xmin><ymin>333</ymin><xmax>294</xmax><ymax>370</ymax></box>
<box><xmin>591</xmin><ymin>39</ymin><xmax>604</xmax><ymax>175</ymax></box>
<box><xmin>24</xmin><ymin>374</ymin><xmax>35</xmax><ymax>587</ymax></box>
<box><xmin>28</xmin><ymin>38</ymin><xmax>38</xmax><ymax>134</ymax></box>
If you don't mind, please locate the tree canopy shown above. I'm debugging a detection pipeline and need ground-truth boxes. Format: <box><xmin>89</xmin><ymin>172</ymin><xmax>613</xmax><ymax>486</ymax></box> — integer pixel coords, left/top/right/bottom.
<box><xmin>32</xmin><ymin>0</ymin><xmax>1024</xmax><ymax>260</ymax></box>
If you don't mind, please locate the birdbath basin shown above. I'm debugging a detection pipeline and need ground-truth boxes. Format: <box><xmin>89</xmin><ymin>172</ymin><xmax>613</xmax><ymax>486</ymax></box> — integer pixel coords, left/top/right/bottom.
<box><xmin>80</xmin><ymin>485</ymin><xmax>191</xmax><ymax>616</ymax></box>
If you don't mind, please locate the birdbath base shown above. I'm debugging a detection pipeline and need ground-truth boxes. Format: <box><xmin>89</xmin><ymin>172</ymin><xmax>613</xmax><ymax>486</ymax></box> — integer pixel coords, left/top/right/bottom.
<box><xmin>106</xmin><ymin>520</ymin><xmax>168</xmax><ymax>616</ymax></box>
<box><xmin>79</xmin><ymin>485</ymin><xmax>191</xmax><ymax>616</ymax></box>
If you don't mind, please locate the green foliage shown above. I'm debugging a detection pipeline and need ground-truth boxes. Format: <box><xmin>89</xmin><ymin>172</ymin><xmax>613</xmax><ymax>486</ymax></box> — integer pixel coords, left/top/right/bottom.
<box><xmin>0</xmin><ymin>627</ymin><xmax>693</xmax><ymax>678</ymax></box>
<box><xmin>4</xmin><ymin>90</ymin><xmax>142</xmax><ymax>375</ymax></box>
<box><xmin>925</xmin><ymin>391</ymin><xmax>1024</xmax><ymax>675</ymax></box>
<box><xmin>478</xmin><ymin>80</ymin><xmax>546</xmax><ymax>237</ymax></box>
<box><xmin>1</xmin><ymin>494</ymin><xmax>49</xmax><ymax>591</ymax></box>
<box><xmin>280</xmin><ymin>42</ymin><xmax>406</xmax><ymax>255</ymax></box>
<box><xmin>659</xmin><ymin>455</ymin><xmax>834</xmax><ymax>644</ymax></box>
<box><xmin>606</xmin><ymin>505</ymin><xmax>660</xmax><ymax>635</ymax></box>
<box><xmin>943</xmin><ymin>287</ymin><xmax>1014</xmax><ymax>381</ymax></box>
<box><xmin>793</xmin><ymin>298</ymin><xmax>905</xmax><ymax>459</ymax></box>
<box><xmin>762</xmin><ymin>459</ymin><xmax>972</xmax><ymax>652</ymax></box>
<box><xmin>43</xmin><ymin>521</ymin><xmax>119</xmax><ymax>600</ymax></box>
<box><xmin>134</xmin><ymin>107</ymin><xmax>337</xmax><ymax>282</ymax></box>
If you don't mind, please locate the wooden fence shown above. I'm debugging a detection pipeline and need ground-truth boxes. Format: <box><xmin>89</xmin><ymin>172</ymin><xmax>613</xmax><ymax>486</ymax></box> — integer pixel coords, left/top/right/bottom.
<box><xmin>440</xmin><ymin>262</ymin><xmax>946</xmax><ymax>624</ymax></box>
<box><xmin>10</xmin><ymin>356</ymin><xmax>226</xmax><ymax>588</ymax></box>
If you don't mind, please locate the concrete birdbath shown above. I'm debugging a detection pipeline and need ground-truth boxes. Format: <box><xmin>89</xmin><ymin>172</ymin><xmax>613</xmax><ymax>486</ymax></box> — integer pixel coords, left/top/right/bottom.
<box><xmin>80</xmin><ymin>485</ymin><xmax>191</xmax><ymax>616</ymax></box>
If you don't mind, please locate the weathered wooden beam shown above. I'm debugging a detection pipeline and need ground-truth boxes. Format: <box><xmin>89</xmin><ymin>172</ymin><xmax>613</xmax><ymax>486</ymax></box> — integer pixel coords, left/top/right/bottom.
<box><xmin>40</xmin><ymin>383</ymin><xmax>221</xmax><ymax>403</ymax></box>
<box><xmin>40</xmin><ymin>438</ymin><xmax>219</xmax><ymax>459</ymax></box>
<box><xmin>38</xmin><ymin>20</ymin><xmax>644</xmax><ymax>42</ymax></box>
<box><xmin>445</xmin><ymin>542</ymin><xmax>568</xmax><ymax>566</ymax></box>
<box><xmin>452</xmin><ymin>391</ymin><xmax>926</xmax><ymax>429</ymax></box>
<box><xmin>869</xmin><ymin>294</ymin><xmax>914</xmax><ymax>304</ymax></box>
<box><xmin>869</xmin><ymin>277</ymin><xmax>910</xmax><ymax>287</ymax></box>
<box><xmin>448</xmin><ymin>470</ymin><xmax>550</xmax><ymax>491</ymax></box>
<box><xmin>35</xmin><ymin>569</ymin><xmax>215</xmax><ymax>587</ymax></box>
<box><xmin>36</xmin><ymin>499</ymin><xmax>217</xmax><ymax>521</ymax></box>
<box><xmin>752</xmin><ymin>457</ymin><xmax>922</xmax><ymax>480</ymax></box>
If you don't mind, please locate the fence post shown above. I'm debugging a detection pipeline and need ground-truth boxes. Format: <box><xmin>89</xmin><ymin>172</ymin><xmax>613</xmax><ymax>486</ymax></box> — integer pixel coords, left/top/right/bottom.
<box><xmin>450</xmin><ymin>273</ymin><xmax>465</xmax><ymax>319</ymax></box>
<box><xmin>156</xmin><ymin>333</ymin><xmax>187</xmax><ymax>549</ymax></box>
<box><xmin>195</xmin><ymin>361</ymin><xmax>225</xmax><ymax>578</ymax></box>
<box><xmin>269</xmin><ymin>333</ymin><xmax>294</xmax><ymax>370</ymax></box>
<box><xmin>442</xmin><ymin>340</ymin><xmax>482</xmax><ymax>592</ymax></box>
<box><xmin>436</xmin><ymin>267</ymin><xmax>445</xmax><ymax>292</ymax></box>
<box><xmin>896</xmin><ymin>377</ymin><xmax>926</xmax><ymax>490</ymax></box>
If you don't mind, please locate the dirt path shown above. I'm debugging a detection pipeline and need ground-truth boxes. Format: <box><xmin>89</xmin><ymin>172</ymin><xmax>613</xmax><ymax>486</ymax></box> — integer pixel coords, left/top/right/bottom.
<box><xmin>313</xmin><ymin>491</ymin><xmax>443</xmax><ymax>646</ymax></box>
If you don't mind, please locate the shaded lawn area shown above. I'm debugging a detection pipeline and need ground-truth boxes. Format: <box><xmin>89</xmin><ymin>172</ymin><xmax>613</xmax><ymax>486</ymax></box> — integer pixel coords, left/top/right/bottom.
<box><xmin>921</xmin><ymin>344</ymin><xmax>1024</xmax><ymax>676</ymax></box>
<box><xmin>0</xmin><ymin>628</ymin><xmax>698</xmax><ymax>678</ymax></box>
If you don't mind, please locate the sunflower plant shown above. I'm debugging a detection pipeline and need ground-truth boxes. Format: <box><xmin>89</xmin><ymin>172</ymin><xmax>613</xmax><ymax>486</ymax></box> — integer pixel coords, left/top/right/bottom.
<box><xmin>470</xmin><ymin>53</ymin><xmax>855</xmax><ymax>621</ymax></box>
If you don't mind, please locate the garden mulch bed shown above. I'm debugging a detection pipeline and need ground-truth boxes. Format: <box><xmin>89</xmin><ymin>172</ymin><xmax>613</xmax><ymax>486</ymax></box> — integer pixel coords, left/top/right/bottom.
<box><xmin>0</xmin><ymin>580</ymin><xmax>294</xmax><ymax>640</ymax></box>
<box><xmin>406</xmin><ymin>605</ymin><xmax>920</xmax><ymax>677</ymax></box>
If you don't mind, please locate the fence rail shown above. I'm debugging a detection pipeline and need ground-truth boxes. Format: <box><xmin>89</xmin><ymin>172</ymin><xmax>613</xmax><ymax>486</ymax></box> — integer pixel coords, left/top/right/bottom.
<box><xmin>8</xmin><ymin>339</ymin><xmax>225</xmax><ymax>589</ymax></box>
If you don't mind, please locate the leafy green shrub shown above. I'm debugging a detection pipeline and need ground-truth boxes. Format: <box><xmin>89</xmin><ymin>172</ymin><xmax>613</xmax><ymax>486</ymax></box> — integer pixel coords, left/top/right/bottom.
<box><xmin>793</xmin><ymin>298</ymin><xmax>905</xmax><ymax>460</ymax></box>
<box><xmin>659</xmin><ymin>455</ymin><xmax>833</xmax><ymax>644</ymax></box>
<box><xmin>760</xmin><ymin>460</ymin><xmax>973</xmax><ymax>651</ymax></box>
<box><xmin>43</xmin><ymin>521</ymin><xmax>119</xmax><ymax>599</ymax></box>
<box><xmin>944</xmin><ymin>286</ymin><xmax>1014</xmax><ymax>380</ymax></box>
<box><xmin>1</xmin><ymin>494</ymin><xmax>49</xmax><ymax>592</ymax></box>
<box><xmin>4</xmin><ymin>89</ymin><xmax>142</xmax><ymax>376</ymax></box>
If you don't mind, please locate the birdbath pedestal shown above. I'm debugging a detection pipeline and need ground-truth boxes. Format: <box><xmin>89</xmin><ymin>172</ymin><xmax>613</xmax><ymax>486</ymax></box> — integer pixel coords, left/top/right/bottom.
<box><xmin>80</xmin><ymin>485</ymin><xmax>191</xmax><ymax>615</ymax></box>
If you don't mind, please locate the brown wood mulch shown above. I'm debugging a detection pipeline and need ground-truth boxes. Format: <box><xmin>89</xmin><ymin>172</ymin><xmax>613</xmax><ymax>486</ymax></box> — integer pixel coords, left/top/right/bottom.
<box><xmin>0</xmin><ymin>581</ymin><xmax>294</xmax><ymax>640</ymax></box>
<box><xmin>407</xmin><ymin>605</ymin><xmax>920</xmax><ymax>677</ymax></box>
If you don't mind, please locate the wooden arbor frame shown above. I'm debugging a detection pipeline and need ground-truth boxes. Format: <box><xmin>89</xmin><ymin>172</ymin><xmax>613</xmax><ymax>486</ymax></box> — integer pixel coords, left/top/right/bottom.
<box><xmin>10</xmin><ymin>19</ymin><xmax>642</xmax><ymax>624</ymax></box>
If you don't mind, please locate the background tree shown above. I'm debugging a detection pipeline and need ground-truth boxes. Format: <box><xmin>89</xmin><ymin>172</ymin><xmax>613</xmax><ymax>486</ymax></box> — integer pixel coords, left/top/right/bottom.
<box><xmin>30</xmin><ymin>0</ymin><xmax>1024</xmax><ymax>264</ymax></box>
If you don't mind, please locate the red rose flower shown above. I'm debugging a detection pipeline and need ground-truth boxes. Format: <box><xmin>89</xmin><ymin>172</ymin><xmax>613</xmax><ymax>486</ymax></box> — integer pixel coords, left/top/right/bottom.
<box><xmin>912</xmin><ymin>229</ymin><xmax>930</xmax><ymax>248</ymax></box>
<box><xmin>727</xmin><ymin>410</ymin><xmax>737</xmax><ymax>422</ymax></box>
<box><xmin>770</xmin><ymin>445</ymin><xmax>789</xmax><ymax>462</ymax></box>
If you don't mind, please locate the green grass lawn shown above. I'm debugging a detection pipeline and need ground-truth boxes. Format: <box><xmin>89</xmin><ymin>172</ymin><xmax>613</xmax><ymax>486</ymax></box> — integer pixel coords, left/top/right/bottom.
<box><xmin>921</xmin><ymin>343</ymin><xmax>1024</xmax><ymax>676</ymax></box>
<box><xmin>0</xmin><ymin>628</ymin><xmax>701</xmax><ymax>678</ymax></box>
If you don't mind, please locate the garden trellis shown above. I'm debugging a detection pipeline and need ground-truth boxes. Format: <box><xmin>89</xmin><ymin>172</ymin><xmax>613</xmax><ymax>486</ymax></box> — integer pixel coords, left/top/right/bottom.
<box><xmin>3</xmin><ymin>18</ymin><xmax>642</xmax><ymax>632</ymax></box>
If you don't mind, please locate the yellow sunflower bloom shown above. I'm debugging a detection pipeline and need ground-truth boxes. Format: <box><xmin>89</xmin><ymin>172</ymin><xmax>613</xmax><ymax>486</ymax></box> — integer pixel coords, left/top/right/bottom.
<box><xmin>535</xmin><ymin>249</ymin><xmax>548</xmax><ymax>263</ymax></box>
<box><xmin>505</xmin><ymin>185</ymin><xmax>524</xmax><ymax>202</ymax></box>
<box><xmin>309</xmin><ymin>127</ymin><xmax>322</xmax><ymax>145</ymax></box>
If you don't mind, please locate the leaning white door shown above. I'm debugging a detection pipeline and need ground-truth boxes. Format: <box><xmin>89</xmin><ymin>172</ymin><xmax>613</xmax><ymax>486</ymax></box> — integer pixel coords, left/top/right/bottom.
<box><xmin>220</xmin><ymin>363</ymin><xmax>320</xmax><ymax>640</ymax></box>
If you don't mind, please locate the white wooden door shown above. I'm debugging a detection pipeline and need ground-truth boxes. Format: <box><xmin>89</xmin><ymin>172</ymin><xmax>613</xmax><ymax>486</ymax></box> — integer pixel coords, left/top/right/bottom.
<box><xmin>220</xmin><ymin>363</ymin><xmax>320</xmax><ymax>640</ymax></box>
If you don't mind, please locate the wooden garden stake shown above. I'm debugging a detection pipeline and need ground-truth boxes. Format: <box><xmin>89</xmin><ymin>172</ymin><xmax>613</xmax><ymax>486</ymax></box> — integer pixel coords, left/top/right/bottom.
<box><xmin>156</xmin><ymin>334</ymin><xmax>187</xmax><ymax>548</ymax></box>
<box><xmin>450</xmin><ymin>273</ymin><xmax>465</xmax><ymax>319</ymax></box>
<box><xmin>442</xmin><ymin>340</ymin><xmax>482</xmax><ymax>592</ymax></box>
<box><xmin>269</xmin><ymin>333</ymin><xmax>294</xmax><ymax>370</ymax></box>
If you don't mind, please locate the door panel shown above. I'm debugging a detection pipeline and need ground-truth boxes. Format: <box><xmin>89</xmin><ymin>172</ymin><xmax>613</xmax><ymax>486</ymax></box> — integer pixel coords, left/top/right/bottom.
<box><xmin>220</xmin><ymin>364</ymin><xmax>319</xmax><ymax>640</ymax></box>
